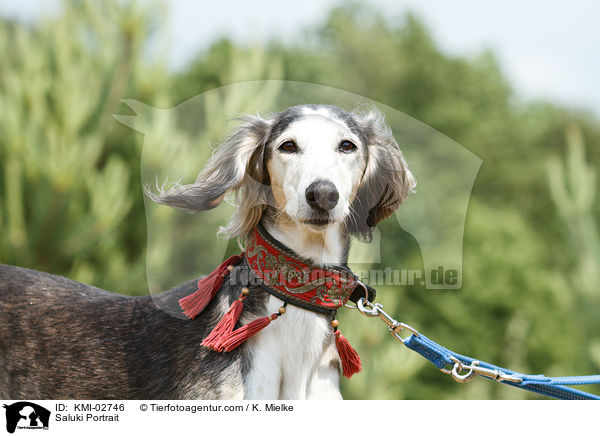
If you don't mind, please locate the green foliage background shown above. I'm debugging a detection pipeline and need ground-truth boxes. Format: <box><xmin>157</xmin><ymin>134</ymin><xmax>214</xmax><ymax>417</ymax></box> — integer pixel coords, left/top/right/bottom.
<box><xmin>1</xmin><ymin>0</ymin><xmax>599</xmax><ymax>399</ymax></box>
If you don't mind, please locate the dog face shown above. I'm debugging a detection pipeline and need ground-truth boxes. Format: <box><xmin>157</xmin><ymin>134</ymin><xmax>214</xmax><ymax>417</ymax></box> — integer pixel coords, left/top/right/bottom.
<box><xmin>265</xmin><ymin>106</ymin><xmax>367</xmax><ymax>230</ymax></box>
<box><xmin>147</xmin><ymin>104</ymin><xmax>416</xmax><ymax>241</ymax></box>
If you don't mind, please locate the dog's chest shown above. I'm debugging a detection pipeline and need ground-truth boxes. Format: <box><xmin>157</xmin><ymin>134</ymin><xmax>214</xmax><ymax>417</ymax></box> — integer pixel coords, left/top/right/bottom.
<box><xmin>243</xmin><ymin>295</ymin><xmax>337</xmax><ymax>399</ymax></box>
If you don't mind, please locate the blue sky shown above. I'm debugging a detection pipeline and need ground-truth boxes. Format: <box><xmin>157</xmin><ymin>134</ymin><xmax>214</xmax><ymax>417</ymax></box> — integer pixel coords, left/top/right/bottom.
<box><xmin>2</xmin><ymin>0</ymin><xmax>599</xmax><ymax>115</ymax></box>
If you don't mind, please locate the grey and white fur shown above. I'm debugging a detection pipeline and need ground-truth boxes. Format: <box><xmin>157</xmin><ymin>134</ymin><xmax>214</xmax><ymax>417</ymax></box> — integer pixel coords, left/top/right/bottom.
<box><xmin>0</xmin><ymin>104</ymin><xmax>415</xmax><ymax>399</ymax></box>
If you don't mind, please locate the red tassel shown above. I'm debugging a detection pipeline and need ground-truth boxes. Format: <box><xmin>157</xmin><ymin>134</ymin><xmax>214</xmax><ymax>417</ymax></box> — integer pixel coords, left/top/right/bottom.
<box><xmin>201</xmin><ymin>299</ymin><xmax>244</xmax><ymax>350</ymax></box>
<box><xmin>335</xmin><ymin>330</ymin><xmax>362</xmax><ymax>378</ymax></box>
<box><xmin>179</xmin><ymin>255</ymin><xmax>242</xmax><ymax>319</ymax></box>
<box><xmin>217</xmin><ymin>314</ymin><xmax>278</xmax><ymax>352</ymax></box>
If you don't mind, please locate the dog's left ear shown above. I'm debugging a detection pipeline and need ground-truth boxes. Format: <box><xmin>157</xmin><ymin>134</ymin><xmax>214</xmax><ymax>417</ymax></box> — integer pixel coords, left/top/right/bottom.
<box><xmin>348</xmin><ymin>110</ymin><xmax>416</xmax><ymax>240</ymax></box>
<box><xmin>145</xmin><ymin>115</ymin><xmax>271</xmax><ymax>213</ymax></box>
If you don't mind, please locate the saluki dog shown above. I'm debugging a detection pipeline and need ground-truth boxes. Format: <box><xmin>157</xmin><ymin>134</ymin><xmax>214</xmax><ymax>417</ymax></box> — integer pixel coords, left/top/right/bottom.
<box><xmin>0</xmin><ymin>104</ymin><xmax>415</xmax><ymax>399</ymax></box>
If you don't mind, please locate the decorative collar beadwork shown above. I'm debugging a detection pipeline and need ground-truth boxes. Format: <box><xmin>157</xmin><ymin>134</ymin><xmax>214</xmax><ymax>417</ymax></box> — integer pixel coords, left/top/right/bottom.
<box><xmin>244</xmin><ymin>223</ymin><xmax>358</xmax><ymax>314</ymax></box>
<box><xmin>178</xmin><ymin>223</ymin><xmax>367</xmax><ymax>378</ymax></box>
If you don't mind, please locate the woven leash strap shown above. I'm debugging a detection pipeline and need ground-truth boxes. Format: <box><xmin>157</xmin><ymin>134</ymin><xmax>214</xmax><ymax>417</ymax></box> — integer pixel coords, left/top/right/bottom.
<box><xmin>404</xmin><ymin>332</ymin><xmax>600</xmax><ymax>400</ymax></box>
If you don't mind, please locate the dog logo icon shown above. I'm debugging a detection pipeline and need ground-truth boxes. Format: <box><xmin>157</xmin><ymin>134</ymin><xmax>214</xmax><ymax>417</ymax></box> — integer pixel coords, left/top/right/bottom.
<box><xmin>3</xmin><ymin>402</ymin><xmax>50</xmax><ymax>434</ymax></box>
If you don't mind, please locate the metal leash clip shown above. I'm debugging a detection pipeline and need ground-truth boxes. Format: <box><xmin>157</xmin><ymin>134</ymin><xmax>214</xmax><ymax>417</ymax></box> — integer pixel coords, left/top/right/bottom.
<box><xmin>355</xmin><ymin>294</ymin><xmax>419</xmax><ymax>344</ymax></box>
<box><xmin>441</xmin><ymin>356</ymin><xmax>523</xmax><ymax>384</ymax></box>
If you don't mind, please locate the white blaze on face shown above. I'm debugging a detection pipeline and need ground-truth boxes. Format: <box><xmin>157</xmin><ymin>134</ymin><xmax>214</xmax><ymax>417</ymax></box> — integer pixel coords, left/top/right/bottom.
<box><xmin>267</xmin><ymin>108</ymin><xmax>366</xmax><ymax>226</ymax></box>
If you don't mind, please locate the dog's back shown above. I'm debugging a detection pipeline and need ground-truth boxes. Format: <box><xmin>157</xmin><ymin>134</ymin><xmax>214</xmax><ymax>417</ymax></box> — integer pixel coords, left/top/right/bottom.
<box><xmin>0</xmin><ymin>264</ymin><xmax>251</xmax><ymax>399</ymax></box>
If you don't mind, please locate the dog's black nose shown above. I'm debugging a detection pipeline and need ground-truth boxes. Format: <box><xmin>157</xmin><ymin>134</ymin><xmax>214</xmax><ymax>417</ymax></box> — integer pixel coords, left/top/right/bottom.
<box><xmin>305</xmin><ymin>180</ymin><xmax>339</xmax><ymax>211</ymax></box>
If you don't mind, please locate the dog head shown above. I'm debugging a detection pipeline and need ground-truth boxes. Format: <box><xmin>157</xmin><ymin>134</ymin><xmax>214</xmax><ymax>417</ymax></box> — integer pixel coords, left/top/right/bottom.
<box><xmin>147</xmin><ymin>104</ymin><xmax>415</xmax><ymax>241</ymax></box>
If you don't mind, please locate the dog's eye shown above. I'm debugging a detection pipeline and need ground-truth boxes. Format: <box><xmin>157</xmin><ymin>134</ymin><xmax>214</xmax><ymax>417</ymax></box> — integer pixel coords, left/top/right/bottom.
<box><xmin>339</xmin><ymin>140</ymin><xmax>357</xmax><ymax>153</ymax></box>
<box><xmin>278</xmin><ymin>140</ymin><xmax>298</xmax><ymax>153</ymax></box>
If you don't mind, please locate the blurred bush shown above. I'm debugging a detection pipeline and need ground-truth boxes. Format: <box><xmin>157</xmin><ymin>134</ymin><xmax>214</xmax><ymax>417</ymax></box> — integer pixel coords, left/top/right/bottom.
<box><xmin>1</xmin><ymin>0</ymin><xmax>599</xmax><ymax>399</ymax></box>
<box><xmin>0</xmin><ymin>0</ymin><xmax>171</xmax><ymax>293</ymax></box>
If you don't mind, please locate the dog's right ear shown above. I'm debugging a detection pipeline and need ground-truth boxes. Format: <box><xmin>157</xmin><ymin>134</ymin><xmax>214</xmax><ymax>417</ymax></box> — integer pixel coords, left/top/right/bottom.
<box><xmin>145</xmin><ymin>115</ymin><xmax>271</xmax><ymax>212</ymax></box>
<box><xmin>347</xmin><ymin>109</ymin><xmax>416</xmax><ymax>241</ymax></box>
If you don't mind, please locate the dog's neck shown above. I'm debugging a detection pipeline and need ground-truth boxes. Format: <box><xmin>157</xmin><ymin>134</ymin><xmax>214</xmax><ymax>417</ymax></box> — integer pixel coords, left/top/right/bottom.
<box><xmin>260</xmin><ymin>211</ymin><xmax>349</xmax><ymax>266</ymax></box>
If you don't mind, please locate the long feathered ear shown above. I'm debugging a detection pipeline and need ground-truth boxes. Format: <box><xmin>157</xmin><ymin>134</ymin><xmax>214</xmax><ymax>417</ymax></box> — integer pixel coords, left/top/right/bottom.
<box><xmin>145</xmin><ymin>115</ymin><xmax>271</xmax><ymax>214</ymax></box>
<box><xmin>348</xmin><ymin>110</ymin><xmax>416</xmax><ymax>241</ymax></box>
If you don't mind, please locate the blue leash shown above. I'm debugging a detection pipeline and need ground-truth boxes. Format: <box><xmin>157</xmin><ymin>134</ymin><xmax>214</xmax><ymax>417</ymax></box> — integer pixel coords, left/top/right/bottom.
<box><xmin>352</xmin><ymin>296</ymin><xmax>600</xmax><ymax>400</ymax></box>
<box><xmin>404</xmin><ymin>332</ymin><xmax>600</xmax><ymax>400</ymax></box>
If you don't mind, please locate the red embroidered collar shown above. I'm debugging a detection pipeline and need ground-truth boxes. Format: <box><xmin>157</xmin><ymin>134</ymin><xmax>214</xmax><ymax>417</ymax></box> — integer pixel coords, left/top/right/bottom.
<box><xmin>178</xmin><ymin>223</ymin><xmax>364</xmax><ymax>378</ymax></box>
<box><xmin>244</xmin><ymin>224</ymin><xmax>358</xmax><ymax>314</ymax></box>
